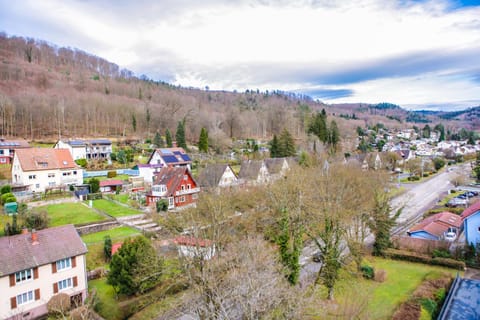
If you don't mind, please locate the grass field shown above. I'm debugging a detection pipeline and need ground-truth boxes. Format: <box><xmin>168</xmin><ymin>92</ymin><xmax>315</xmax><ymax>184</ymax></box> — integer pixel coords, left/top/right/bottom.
<box><xmin>85</xmin><ymin>174</ymin><xmax>130</xmax><ymax>183</ymax></box>
<box><xmin>81</xmin><ymin>226</ymin><xmax>140</xmax><ymax>245</ymax></box>
<box><xmin>89</xmin><ymin>278</ymin><xmax>124</xmax><ymax>320</ymax></box>
<box><xmin>38</xmin><ymin>202</ymin><xmax>108</xmax><ymax>227</ymax></box>
<box><xmin>313</xmin><ymin>256</ymin><xmax>459</xmax><ymax>319</ymax></box>
<box><xmin>0</xmin><ymin>214</ymin><xmax>11</xmax><ymax>236</ymax></box>
<box><xmin>92</xmin><ymin>199</ymin><xmax>142</xmax><ymax>217</ymax></box>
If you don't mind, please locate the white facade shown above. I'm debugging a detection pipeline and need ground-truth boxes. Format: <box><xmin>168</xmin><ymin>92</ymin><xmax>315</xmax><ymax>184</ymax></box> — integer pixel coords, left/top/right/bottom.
<box><xmin>54</xmin><ymin>141</ymin><xmax>86</xmax><ymax>160</ymax></box>
<box><xmin>11</xmin><ymin>156</ymin><xmax>83</xmax><ymax>193</ymax></box>
<box><xmin>0</xmin><ymin>255</ymin><xmax>87</xmax><ymax>320</ymax></box>
<box><xmin>218</xmin><ymin>166</ymin><xmax>238</xmax><ymax>187</ymax></box>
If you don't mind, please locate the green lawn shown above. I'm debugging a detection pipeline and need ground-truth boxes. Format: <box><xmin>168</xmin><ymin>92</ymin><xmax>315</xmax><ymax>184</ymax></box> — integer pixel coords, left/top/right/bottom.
<box><xmin>84</xmin><ymin>174</ymin><xmax>130</xmax><ymax>183</ymax></box>
<box><xmin>81</xmin><ymin>226</ymin><xmax>140</xmax><ymax>245</ymax></box>
<box><xmin>315</xmin><ymin>256</ymin><xmax>459</xmax><ymax>319</ymax></box>
<box><xmin>0</xmin><ymin>214</ymin><xmax>11</xmax><ymax>236</ymax></box>
<box><xmin>89</xmin><ymin>278</ymin><xmax>123</xmax><ymax>320</ymax></box>
<box><xmin>111</xmin><ymin>194</ymin><xmax>130</xmax><ymax>204</ymax></box>
<box><xmin>92</xmin><ymin>199</ymin><xmax>142</xmax><ymax>217</ymax></box>
<box><xmin>38</xmin><ymin>202</ymin><xmax>108</xmax><ymax>227</ymax></box>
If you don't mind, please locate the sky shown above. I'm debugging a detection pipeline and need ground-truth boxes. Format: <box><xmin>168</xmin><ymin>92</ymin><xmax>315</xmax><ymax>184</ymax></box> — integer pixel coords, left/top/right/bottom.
<box><xmin>1</xmin><ymin>0</ymin><xmax>479</xmax><ymax>110</ymax></box>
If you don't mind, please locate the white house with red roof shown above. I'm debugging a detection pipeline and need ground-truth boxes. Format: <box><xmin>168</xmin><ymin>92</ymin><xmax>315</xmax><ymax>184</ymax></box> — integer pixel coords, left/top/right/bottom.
<box><xmin>461</xmin><ymin>200</ymin><xmax>480</xmax><ymax>246</ymax></box>
<box><xmin>0</xmin><ymin>225</ymin><xmax>88</xmax><ymax>320</ymax></box>
<box><xmin>173</xmin><ymin>236</ymin><xmax>215</xmax><ymax>260</ymax></box>
<box><xmin>146</xmin><ymin>166</ymin><xmax>200</xmax><ymax>210</ymax></box>
<box><xmin>11</xmin><ymin>148</ymin><xmax>83</xmax><ymax>193</ymax></box>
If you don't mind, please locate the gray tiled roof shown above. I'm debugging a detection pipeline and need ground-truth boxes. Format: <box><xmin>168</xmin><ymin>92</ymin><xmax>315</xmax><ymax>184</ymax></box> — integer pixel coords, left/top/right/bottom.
<box><xmin>197</xmin><ymin>164</ymin><xmax>229</xmax><ymax>188</ymax></box>
<box><xmin>238</xmin><ymin>160</ymin><xmax>264</xmax><ymax>180</ymax></box>
<box><xmin>0</xmin><ymin>225</ymin><xmax>87</xmax><ymax>276</ymax></box>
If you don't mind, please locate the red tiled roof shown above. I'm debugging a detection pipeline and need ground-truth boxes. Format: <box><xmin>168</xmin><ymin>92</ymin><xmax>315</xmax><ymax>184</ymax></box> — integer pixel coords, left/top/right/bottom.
<box><xmin>0</xmin><ymin>225</ymin><xmax>87</xmax><ymax>276</ymax></box>
<box><xmin>461</xmin><ymin>200</ymin><xmax>480</xmax><ymax>219</ymax></box>
<box><xmin>111</xmin><ymin>242</ymin><xmax>123</xmax><ymax>255</ymax></box>
<box><xmin>15</xmin><ymin>148</ymin><xmax>77</xmax><ymax>171</ymax></box>
<box><xmin>152</xmin><ymin>166</ymin><xmax>197</xmax><ymax>196</ymax></box>
<box><xmin>173</xmin><ymin>236</ymin><xmax>213</xmax><ymax>248</ymax></box>
<box><xmin>409</xmin><ymin>211</ymin><xmax>462</xmax><ymax>238</ymax></box>
<box><xmin>100</xmin><ymin>180</ymin><xmax>124</xmax><ymax>187</ymax></box>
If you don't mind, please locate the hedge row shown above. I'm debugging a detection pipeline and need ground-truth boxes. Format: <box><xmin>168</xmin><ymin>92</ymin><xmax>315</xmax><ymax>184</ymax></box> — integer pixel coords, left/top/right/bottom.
<box><xmin>384</xmin><ymin>249</ymin><xmax>466</xmax><ymax>270</ymax></box>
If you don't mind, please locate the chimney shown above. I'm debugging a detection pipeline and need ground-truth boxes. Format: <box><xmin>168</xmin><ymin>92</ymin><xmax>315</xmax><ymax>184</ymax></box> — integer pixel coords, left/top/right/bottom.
<box><xmin>31</xmin><ymin>229</ymin><xmax>39</xmax><ymax>245</ymax></box>
<box><xmin>21</xmin><ymin>228</ymin><xmax>29</xmax><ymax>235</ymax></box>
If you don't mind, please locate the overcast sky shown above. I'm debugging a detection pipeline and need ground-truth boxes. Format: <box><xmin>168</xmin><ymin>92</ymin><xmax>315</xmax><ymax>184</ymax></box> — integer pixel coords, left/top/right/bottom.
<box><xmin>1</xmin><ymin>0</ymin><xmax>479</xmax><ymax>110</ymax></box>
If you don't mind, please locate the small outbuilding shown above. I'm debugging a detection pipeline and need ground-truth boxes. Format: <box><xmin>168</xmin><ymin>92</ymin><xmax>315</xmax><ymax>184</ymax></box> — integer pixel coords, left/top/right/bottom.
<box><xmin>4</xmin><ymin>202</ymin><xmax>17</xmax><ymax>215</ymax></box>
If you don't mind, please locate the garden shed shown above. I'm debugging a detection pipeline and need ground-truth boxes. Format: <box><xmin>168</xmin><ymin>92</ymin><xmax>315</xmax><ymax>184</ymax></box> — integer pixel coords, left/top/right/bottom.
<box><xmin>4</xmin><ymin>202</ymin><xmax>17</xmax><ymax>214</ymax></box>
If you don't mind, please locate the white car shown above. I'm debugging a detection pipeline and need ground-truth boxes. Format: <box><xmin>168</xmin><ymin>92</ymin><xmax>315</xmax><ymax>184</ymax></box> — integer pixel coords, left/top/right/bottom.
<box><xmin>445</xmin><ymin>232</ymin><xmax>457</xmax><ymax>242</ymax></box>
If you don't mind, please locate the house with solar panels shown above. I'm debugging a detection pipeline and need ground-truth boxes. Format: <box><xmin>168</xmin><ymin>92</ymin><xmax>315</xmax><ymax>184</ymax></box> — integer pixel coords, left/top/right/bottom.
<box><xmin>147</xmin><ymin>147</ymin><xmax>192</xmax><ymax>170</ymax></box>
<box><xmin>0</xmin><ymin>139</ymin><xmax>30</xmax><ymax>164</ymax></box>
<box><xmin>54</xmin><ymin>139</ymin><xmax>112</xmax><ymax>161</ymax></box>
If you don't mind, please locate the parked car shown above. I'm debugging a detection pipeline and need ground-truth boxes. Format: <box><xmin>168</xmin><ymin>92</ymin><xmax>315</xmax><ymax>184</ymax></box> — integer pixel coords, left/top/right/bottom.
<box><xmin>445</xmin><ymin>231</ymin><xmax>457</xmax><ymax>242</ymax></box>
<box><xmin>446</xmin><ymin>198</ymin><xmax>468</xmax><ymax>207</ymax></box>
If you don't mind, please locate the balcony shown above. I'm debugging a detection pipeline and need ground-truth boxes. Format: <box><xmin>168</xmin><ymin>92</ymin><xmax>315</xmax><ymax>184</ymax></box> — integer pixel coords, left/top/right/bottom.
<box><xmin>175</xmin><ymin>187</ymin><xmax>200</xmax><ymax>196</ymax></box>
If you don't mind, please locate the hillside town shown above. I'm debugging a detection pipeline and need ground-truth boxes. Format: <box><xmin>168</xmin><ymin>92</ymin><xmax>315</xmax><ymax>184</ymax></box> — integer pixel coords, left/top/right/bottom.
<box><xmin>0</xmin><ymin>120</ymin><xmax>480</xmax><ymax>319</ymax></box>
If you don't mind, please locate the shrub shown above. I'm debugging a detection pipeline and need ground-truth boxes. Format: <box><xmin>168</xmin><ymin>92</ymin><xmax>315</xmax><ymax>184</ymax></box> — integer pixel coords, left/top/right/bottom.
<box><xmin>23</xmin><ymin>210</ymin><xmax>49</xmax><ymax>230</ymax></box>
<box><xmin>0</xmin><ymin>184</ymin><xmax>11</xmax><ymax>194</ymax></box>
<box><xmin>361</xmin><ymin>265</ymin><xmax>375</xmax><ymax>279</ymax></box>
<box><xmin>75</xmin><ymin>158</ymin><xmax>88</xmax><ymax>168</ymax></box>
<box><xmin>408</xmin><ymin>175</ymin><xmax>421</xmax><ymax>181</ymax></box>
<box><xmin>47</xmin><ymin>293</ymin><xmax>71</xmax><ymax>316</ymax></box>
<box><xmin>156</xmin><ymin>199</ymin><xmax>169</xmax><ymax>212</ymax></box>
<box><xmin>107</xmin><ymin>170</ymin><xmax>117</xmax><ymax>178</ymax></box>
<box><xmin>89</xmin><ymin>178</ymin><xmax>100</xmax><ymax>193</ymax></box>
<box><xmin>432</xmin><ymin>249</ymin><xmax>451</xmax><ymax>259</ymax></box>
<box><xmin>374</xmin><ymin>269</ymin><xmax>387</xmax><ymax>282</ymax></box>
<box><xmin>1</xmin><ymin>192</ymin><xmax>16</xmax><ymax>205</ymax></box>
<box><xmin>384</xmin><ymin>248</ymin><xmax>466</xmax><ymax>270</ymax></box>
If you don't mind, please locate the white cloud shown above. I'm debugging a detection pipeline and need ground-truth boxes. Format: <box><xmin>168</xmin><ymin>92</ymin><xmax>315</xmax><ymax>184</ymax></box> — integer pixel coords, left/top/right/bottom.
<box><xmin>1</xmin><ymin>0</ymin><xmax>480</xmax><ymax>109</ymax></box>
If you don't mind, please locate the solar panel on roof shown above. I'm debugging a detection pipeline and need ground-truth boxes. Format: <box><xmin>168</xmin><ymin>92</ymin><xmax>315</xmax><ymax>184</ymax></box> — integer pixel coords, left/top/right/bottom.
<box><xmin>181</xmin><ymin>154</ymin><xmax>191</xmax><ymax>162</ymax></box>
<box><xmin>160</xmin><ymin>149</ymin><xmax>173</xmax><ymax>155</ymax></box>
<box><xmin>163</xmin><ymin>155</ymin><xmax>179</xmax><ymax>163</ymax></box>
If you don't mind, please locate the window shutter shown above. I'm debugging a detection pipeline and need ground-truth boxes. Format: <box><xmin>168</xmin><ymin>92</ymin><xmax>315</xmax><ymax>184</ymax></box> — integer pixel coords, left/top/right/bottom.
<box><xmin>53</xmin><ymin>282</ymin><xmax>58</xmax><ymax>294</ymax></box>
<box><xmin>52</xmin><ymin>262</ymin><xmax>57</xmax><ymax>273</ymax></box>
<box><xmin>73</xmin><ymin>276</ymin><xmax>78</xmax><ymax>287</ymax></box>
<box><xmin>72</xmin><ymin>256</ymin><xmax>76</xmax><ymax>268</ymax></box>
<box><xmin>10</xmin><ymin>297</ymin><xmax>17</xmax><ymax>309</ymax></box>
<box><xmin>34</xmin><ymin>289</ymin><xmax>40</xmax><ymax>300</ymax></box>
<box><xmin>9</xmin><ymin>274</ymin><xmax>15</xmax><ymax>287</ymax></box>
<box><xmin>33</xmin><ymin>267</ymin><xmax>39</xmax><ymax>279</ymax></box>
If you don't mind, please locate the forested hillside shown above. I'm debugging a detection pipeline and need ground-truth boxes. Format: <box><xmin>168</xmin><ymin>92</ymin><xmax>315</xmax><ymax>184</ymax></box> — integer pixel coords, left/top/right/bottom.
<box><xmin>0</xmin><ymin>33</ymin><xmax>478</xmax><ymax>152</ymax></box>
<box><xmin>0</xmin><ymin>34</ymin><xmax>330</xmax><ymax>149</ymax></box>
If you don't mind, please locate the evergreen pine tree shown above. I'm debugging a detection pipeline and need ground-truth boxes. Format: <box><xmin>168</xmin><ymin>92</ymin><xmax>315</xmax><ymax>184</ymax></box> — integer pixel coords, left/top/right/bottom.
<box><xmin>278</xmin><ymin>128</ymin><xmax>296</xmax><ymax>157</ymax></box>
<box><xmin>198</xmin><ymin>127</ymin><xmax>209</xmax><ymax>153</ymax></box>
<box><xmin>175</xmin><ymin>121</ymin><xmax>187</xmax><ymax>149</ymax></box>
<box><xmin>165</xmin><ymin>129</ymin><xmax>173</xmax><ymax>147</ymax></box>
<box><xmin>327</xmin><ymin>120</ymin><xmax>340</xmax><ymax>152</ymax></box>
<box><xmin>153</xmin><ymin>132</ymin><xmax>164</xmax><ymax>148</ymax></box>
<box><xmin>270</xmin><ymin>134</ymin><xmax>279</xmax><ymax>158</ymax></box>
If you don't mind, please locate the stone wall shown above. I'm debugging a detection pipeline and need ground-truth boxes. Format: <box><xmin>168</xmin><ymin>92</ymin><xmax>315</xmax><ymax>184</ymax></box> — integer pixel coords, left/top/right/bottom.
<box><xmin>76</xmin><ymin>220</ymin><xmax>119</xmax><ymax>235</ymax></box>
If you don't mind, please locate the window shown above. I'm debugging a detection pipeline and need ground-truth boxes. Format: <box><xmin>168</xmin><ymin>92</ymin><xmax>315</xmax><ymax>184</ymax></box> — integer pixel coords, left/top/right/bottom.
<box><xmin>15</xmin><ymin>269</ymin><xmax>33</xmax><ymax>284</ymax></box>
<box><xmin>0</xmin><ymin>150</ymin><xmax>3</xmax><ymax>154</ymax></box>
<box><xmin>28</xmin><ymin>175</ymin><xmax>36</xmax><ymax>180</ymax></box>
<box><xmin>0</xmin><ymin>158</ymin><xmax>5</xmax><ymax>163</ymax></box>
<box><xmin>187</xmin><ymin>184</ymin><xmax>191</xmax><ymax>190</ymax></box>
<box><xmin>35</xmin><ymin>184</ymin><xmax>40</xmax><ymax>189</ymax></box>
<box><xmin>184</xmin><ymin>175</ymin><xmax>188</xmax><ymax>180</ymax></box>
<box><xmin>181</xmin><ymin>185</ymin><xmax>185</xmax><ymax>191</ymax></box>
<box><xmin>48</xmin><ymin>182</ymin><xmax>56</xmax><ymax>187</ymax></box>
<box><xmin>180</xmin><ymin>196</ymin><xmax>186</xmax><ymax>203</ymax></box>
<box><xmin>48</xmin><ymin>173</ymin><xmax>55</xmax><ymax>178</ymax></box>
<box><xmin>58</xmin><ymin>278</ymin><xmax>73</xmax><ymax>291</ymax></box>
<box><xmin>17</xmin><ymin>291</ymin><xmax>34</xmax><ymax>305</ymax></box>
<box><xmin>73</xmin><ymin>171</ymin><xmax>77</xmax><ymax>175</ymax></box>
<box><xmin>56</xmin><ymin>258</ymin><xmax>71</xmax><ymax>271</ymax></box>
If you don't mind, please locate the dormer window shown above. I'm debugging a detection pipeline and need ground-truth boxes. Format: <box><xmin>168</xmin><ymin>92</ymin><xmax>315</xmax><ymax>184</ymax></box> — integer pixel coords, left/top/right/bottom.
<box><xmin>37</xmin><ymin>161</ymin><xmax>48</xmax><ymax>168</ymax></box>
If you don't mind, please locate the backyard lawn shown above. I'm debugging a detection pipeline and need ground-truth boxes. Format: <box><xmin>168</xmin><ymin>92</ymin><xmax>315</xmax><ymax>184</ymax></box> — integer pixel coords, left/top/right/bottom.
<box><xmin>81</xmin><ymin>226</ymin><xmax>141</xmax><ymax>245</ymax></box>
<box><xmin>0</xmin><ymin>214</ymin><xmax>11</xmax><ymax>236</ymax></box>
<box><xmin>313</xmin><ymin>256</ymin><xmax>460</xmax><ymax>319</ymax></box>
<box><xmin>92</xmin><ymin>199</ymin><xmax>142</xmax><ymax>217</ymax></box>
<box><xmin>38</xmin><ymin>202</ymin><xmax>108</xmax><ymax>227</ymax></box>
